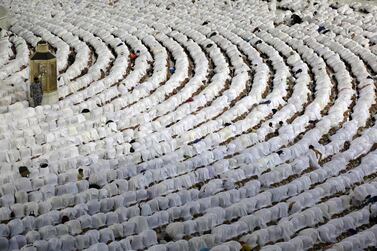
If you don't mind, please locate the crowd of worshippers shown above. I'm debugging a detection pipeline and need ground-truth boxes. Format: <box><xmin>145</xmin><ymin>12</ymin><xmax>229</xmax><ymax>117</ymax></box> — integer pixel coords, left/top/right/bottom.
<box><xmin>3</xmin><ymin>0</ymin><xmax>377</xmax><ymax>249</ymax></box>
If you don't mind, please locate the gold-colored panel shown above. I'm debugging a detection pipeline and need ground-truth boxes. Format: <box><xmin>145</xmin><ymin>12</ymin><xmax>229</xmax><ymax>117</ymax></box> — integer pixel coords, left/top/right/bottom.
<box><xmin>29</xmin><ymin>42</ymin><xmax>58</xmax><ymax>94</ymax></box>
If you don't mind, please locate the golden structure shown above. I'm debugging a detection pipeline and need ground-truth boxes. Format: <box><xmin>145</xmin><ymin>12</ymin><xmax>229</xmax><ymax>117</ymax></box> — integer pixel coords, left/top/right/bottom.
<box><xmin>30</xmin><ymin>41</ymin><xmax>58</xmax><ymax>94</ymax></box>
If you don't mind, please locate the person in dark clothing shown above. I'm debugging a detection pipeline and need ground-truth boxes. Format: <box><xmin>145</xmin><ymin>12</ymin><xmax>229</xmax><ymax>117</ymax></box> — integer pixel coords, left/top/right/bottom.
<box><xmin>193</xmin><ymin>138</ymin><xmax>201</xmax><ymax>144</ymax></box>
<box><xmin>89</xmin><ymin>184</ymin><xmax>101</xmax><ymax>189</ymax></box>
<box><xmin>259</xmin><ymin>100</ymin><xmax>271</xmax><ymax>105</ymax></box>
<box><xmin>318</xmin><ymin>26</ymin><xmax>326</xmax><ymax>33</ymax></box>
<box><xmin>30</xmin><ymin>77</ymin><xmax>43</xmax><ymax>107</ymax></box>
<box><xmin>186</xmin><ymin>97</ymin><xmax>194</xmax><ymax>103</ymax></box>
<box><xmin>363</xmin><ymin>195</ymin><xmax>377</xmax><ymax>206</ymax></box>
<box><xmin>19</xmin><ymin>166</ymin><xmax>30</xmax><ymax>178</ymax></box>
<box><xmin>40</xmin><ymin>163</ymin><xmax>48</xmax><ymax>168</ymax></box>
<box><xmin>78</xmin><ymin>168</ymin><xmax>84</xmax><ymax>181</ymax></box>
<box><xmin>61</xmin><ymin>215</ymin><xmax>70</xmax><ymax>224</ymax></box>
<box><xmin>291</xmin><ymin>14</ymin><xmax>303</xmax><ymax>25</ymax></box>
<box><xmin>169</xmin><ymin>66</ymin><xmax>176</xmax><ymax>75</ymax></box>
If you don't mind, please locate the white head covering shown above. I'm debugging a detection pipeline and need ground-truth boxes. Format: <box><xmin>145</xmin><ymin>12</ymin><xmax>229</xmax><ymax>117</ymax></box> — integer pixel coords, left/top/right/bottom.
<box><xmin>128</xmin><ymin>216</ymin><xmax>149</xmax><ymax>234</ymax></box>
<box><xmin>25</xmin><ymin>229</ymin><xmax>40</xmax><ymax>243</ymax></box>
<box><xmin>67</xmin><ymin>219</ymin><xmax>82</xmax><ymax>235</ymax></box>
<box><xmin>109</xmin><ymin>223</ymin><xmax>124</xmax><ymax>239</ymax></box>
<box><xmin>108</xmin><ymin>241</ymin><xmax>123</xmax><ymax>251</ymax></box>
<box><xmin>99</xmin><ymin>227</ymin><xmax>115</xmax><ymax>244</ymax></box>
<box><xmin>92</xmin><ymin>213</ymin><xmax>106</xmax><ymax>229</ymax></box>
<box><xmin>122</xmin><ymin>222</ymin><xmax>136</xmax><ymax>236</ymax></box>
<box><xmin>86</xmin><ymin>230</ymin><xmax>100</xmax><ymax>246</ymax></box>
<box><xmin>9</xmin><ymin>235</ymin><xmax>26</xmax><ymax>250</ymax></box>
<box><xmin>141</xmin><ymin>229</ymin><xmax>157</xmax><ymax>248</ymax></box>
<box><xmin>88</xmin><ymin>242</ymin><xmax>109</xmax><ymax>251</ymax></box>
<box><xmin>0</xmin><ymin>237</ymin><xmax>8</xmax><ymax>251</ymax></box>
<box><xmin>128</xmin><ymin>234</ymin><xmax>144</xmax><ymax>250</ymax></box>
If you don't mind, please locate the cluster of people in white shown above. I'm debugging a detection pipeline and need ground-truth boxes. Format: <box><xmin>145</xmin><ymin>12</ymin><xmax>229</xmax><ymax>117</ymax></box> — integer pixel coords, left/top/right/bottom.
<box><xmin>0</xmin><ymin>0</ymin><xmax>376</xmax><ymax>250</ymax></box>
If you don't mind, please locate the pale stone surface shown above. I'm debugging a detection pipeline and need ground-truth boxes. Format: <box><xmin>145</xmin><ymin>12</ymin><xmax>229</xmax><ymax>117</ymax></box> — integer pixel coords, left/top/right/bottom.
<box><xmin>42</xmin><ymin>91</ymin><xmax>59</xmax><ymax>106</ymax></box>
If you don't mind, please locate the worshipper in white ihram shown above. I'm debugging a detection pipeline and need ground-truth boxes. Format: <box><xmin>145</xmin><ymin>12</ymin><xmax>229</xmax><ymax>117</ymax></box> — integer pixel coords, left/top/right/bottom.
<box><xmin>308</xmin><ymin>145</ymin><xmax>322</xmax><ymax>169</ymax></box>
